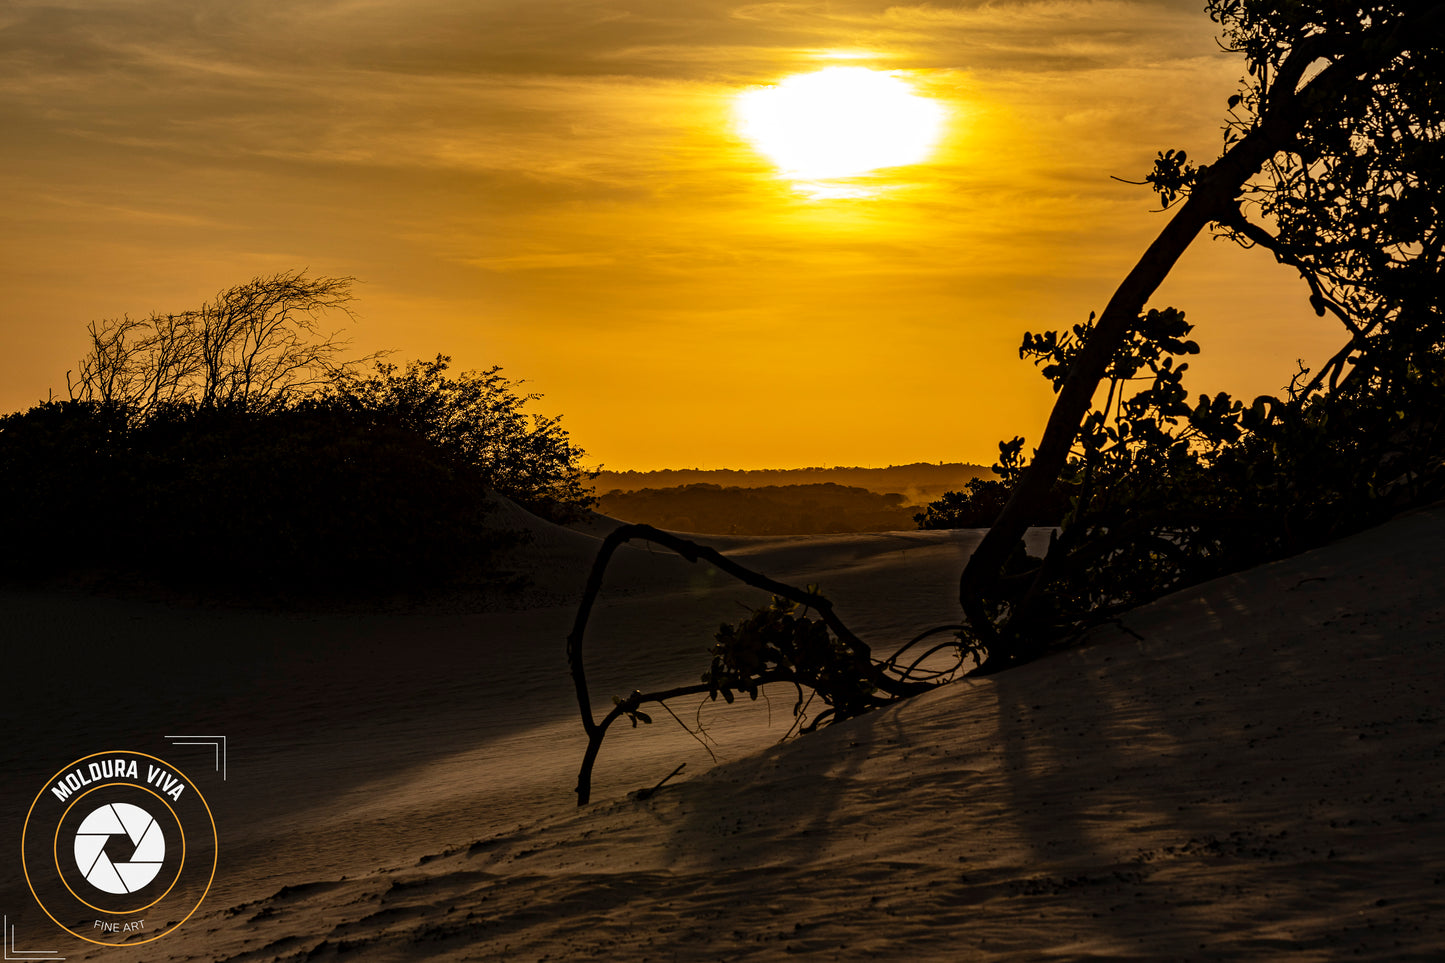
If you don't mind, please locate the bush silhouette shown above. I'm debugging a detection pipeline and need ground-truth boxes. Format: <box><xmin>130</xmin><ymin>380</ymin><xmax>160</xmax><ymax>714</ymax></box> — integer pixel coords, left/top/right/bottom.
<box><xmin>0</xmin><ymin>399</ymin><xmax>512</xmax><ymax>593</ymax></box>
<box><xmin>1</xmin><ymin>273</ymin><xmax>596</xmax><ymax>597</ymax></box>
<box><xmin>334</xmin><ymin>356</ymin><xmax>595</xmax><ymax>524</ymax></box>
<box><xmin>133</xmin><ymin>402</ymin><xmax>508</xmax><ymax>590</ymax></box>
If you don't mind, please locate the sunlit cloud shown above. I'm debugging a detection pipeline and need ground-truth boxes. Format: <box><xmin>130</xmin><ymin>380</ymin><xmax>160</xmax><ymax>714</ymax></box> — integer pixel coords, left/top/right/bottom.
<box><xmin>0</xmin><ymin>0</ymin><xmax>1330</xmax><ymax>468</ymax></box>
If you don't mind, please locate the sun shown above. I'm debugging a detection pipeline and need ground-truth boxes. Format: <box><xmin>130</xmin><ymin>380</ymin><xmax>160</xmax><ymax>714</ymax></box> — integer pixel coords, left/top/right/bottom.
<box><xmin>735</xmin><ymin>66</ymin><xmax>946</xmax><ymax>182</ymax></box>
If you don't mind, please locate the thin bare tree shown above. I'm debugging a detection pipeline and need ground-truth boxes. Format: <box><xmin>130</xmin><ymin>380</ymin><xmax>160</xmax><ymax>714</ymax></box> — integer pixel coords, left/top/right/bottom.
<box><xmin>68</xmin><ymin>271</ymin><xmax>370</xmax><ymax>418</ymax></box>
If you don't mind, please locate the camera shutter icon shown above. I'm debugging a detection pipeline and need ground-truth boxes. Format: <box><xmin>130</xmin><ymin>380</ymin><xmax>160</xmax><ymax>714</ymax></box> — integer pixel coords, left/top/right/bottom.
<box><xmin>73</xmin><ymin>803</ymin><xmax>165</xmax><ymax>895</ymax></box>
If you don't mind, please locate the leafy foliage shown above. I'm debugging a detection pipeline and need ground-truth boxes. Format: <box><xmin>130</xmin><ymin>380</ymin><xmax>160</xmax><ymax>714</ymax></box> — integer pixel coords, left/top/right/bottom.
<box><xmin>334</xmin><ymin>356</ymin><xmax>595</xmax><ymax>523</ymax></box>
<box><xmin>957</xmin><ymin>306</ymin><xmax>1442</xmax><ymax>657</ymax></box>
<box><xmin>703</xmin><ymin>596</ymin><xmax>880</xmax><ymax>730</ymax></box>
<box><xmin>1213</xmin><ymin>0</ymin><xmax>1445</xmax><ymax>400</ymax></box>
<box><xmin>946</xmin><ymin>0</ymin><xmax>1445</xmax><ymax>669</ymax></box>
<box><xmin>0</xmin><ymin>398</ymin><xmax>510</xmax><ymax>592</ymax></box>
<box><xmin>603</xmin><ymin>596</ymin><xmax>887</xmax><ymax>735</ymax></box>
<box><xmin>961</xmin><ymin>304</ymin><xmax>1442</xmax><ymax>659</ymax></box>
<box><xmin>1143</xmin><ymin>148</ymin><xmax>1199</xmax><ymax>209</ymax></box>
<box><xmin>0</xmin><ymin>400</ymin><xmax>130</xmax><ymax>570</ymax></box>
<box><xmin>914</xmin><ymin>478</ymin><xmax>1012</xmax><ymax>529</ymax></box>
<box><xmin>914</xmin><ymin>439</ymin><xmax>1071</xmax><ymax>529</ymax></box>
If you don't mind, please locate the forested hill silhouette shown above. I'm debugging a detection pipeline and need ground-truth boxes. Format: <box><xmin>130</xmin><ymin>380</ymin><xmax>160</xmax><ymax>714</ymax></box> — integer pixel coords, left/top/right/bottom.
<box><xmin>594</xmin><ymin>463</ymin><xmax>989</xmax><ymax>507</ymax></box>
<box><xmin>596</xmin><ymin>482</ymin><xmax>927</xmax><ymax>535</ymax></box>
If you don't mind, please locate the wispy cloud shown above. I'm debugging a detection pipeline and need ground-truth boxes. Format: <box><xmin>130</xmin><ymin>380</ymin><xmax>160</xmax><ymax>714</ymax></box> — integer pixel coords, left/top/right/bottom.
<box><xmin>1</xmin><ymin>0</ymin><xmax>1229</xmax><ymax>181</ymax></box>
<box><xmin>1</xmin><ymin>0</ymin><xmax>1309</xmax><ymax>468</ymax></box>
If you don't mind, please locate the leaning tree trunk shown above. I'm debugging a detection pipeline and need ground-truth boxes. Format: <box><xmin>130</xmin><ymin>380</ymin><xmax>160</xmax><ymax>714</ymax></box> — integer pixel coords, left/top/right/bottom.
<box><xmin>959</xmin><ymin>11</ymin><xmax>1436</xmax><ymax>669</ymax></box>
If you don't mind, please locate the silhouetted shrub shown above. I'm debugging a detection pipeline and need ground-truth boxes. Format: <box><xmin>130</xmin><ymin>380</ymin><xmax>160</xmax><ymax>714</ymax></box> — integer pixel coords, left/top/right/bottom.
<box><xmin>334</xmin><ymin>356</ymin><xmax>595</xmax><ymax>524</ymax></box>
<box><xmin>133</xmin><ymin>402</ymin><xmax>508</xmax><ymax>589</ymax></box>
<box><xmin>0</xmin><ymin>398</ymin><xmax>513</xmax><ymax>594</ymax></box>
<box><xmin>3</xmin><ymin>272</ymin><xmax>598</xmax><ymax>597</ymax></box>
<box><xmin>0</xmin><ymin>401</ymin><xmax>131</xmax><ymax>571</ymax></box>
<box><xmin>914</xmin><ymin>474</ymin><xmax>1071</xmax><ymax>530</ymax></box>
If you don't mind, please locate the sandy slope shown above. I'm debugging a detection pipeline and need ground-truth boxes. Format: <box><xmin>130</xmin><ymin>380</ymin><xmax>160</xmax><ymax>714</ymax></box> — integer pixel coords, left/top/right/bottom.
<box><xmin>5</xmin><ymin>506</ymin><xmax>1445</xmax><ymax>960</ymax></box>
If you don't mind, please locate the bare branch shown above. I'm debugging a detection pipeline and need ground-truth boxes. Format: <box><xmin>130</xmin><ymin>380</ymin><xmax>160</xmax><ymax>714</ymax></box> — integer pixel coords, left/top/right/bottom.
<box><xmin>67</xmin><ymin>271</ymin><xmax>372</xmax><ymax>419</ymax></box>
<box><xmin>567</xmin><ymin>523</ymin><xmax>936</xmax><ymax>804</ymax></box>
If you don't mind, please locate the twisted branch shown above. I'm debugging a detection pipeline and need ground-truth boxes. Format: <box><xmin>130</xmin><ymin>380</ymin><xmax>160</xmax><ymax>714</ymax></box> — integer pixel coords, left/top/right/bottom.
<box><xmin>566</xmin><ymin>523</ymin><xmax>937</xmax><ymax>804</ymax></box>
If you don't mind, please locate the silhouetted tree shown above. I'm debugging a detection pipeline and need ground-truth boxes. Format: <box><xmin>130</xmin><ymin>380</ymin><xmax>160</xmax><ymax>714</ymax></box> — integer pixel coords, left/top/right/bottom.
<box><xmin>67</xmin><ymin>271</ymin><xmax>370</xmax><ymax>419</ymax></box>
<box><xmin>956</xmin><ymin>0</ymin><xmax>1445</xmax><ymax>669</ymax></box>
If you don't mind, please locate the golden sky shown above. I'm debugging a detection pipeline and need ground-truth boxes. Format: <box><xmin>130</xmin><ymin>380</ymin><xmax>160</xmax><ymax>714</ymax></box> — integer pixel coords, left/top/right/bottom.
<box><xmin>0</xmin><ymin>0</ymin><xmax>1343</xmax><ymax>470</ymax></box>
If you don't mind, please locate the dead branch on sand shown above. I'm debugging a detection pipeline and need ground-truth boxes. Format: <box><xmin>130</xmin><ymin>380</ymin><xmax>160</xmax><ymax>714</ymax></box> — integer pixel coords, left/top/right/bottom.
<box><xmin>566</xmin><ymin>524</ymin><xmax>958</xmax><ymax>805</ymax></box>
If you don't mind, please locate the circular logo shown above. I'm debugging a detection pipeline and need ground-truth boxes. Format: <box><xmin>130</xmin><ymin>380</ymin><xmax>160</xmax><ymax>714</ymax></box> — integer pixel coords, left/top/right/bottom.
<box><xmin>74</xmin><ymin>802</ymin><xmax>166</xmax><ymax>894</ymax></box>
<box><xmin>22</xmin><ymin>752</ymin><xmax>216</xmax><ymax>946</ymax></box>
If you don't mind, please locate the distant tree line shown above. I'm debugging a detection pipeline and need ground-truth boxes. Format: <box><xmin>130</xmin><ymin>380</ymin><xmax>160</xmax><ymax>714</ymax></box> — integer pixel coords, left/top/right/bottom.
<box><xmin>0</xmin><ymin>272</ymin><xmax>594</xmax><ymax>595</ymax></box>
<box><xmin>597</xmin><ymin>482</ymin><xmax>920</xmax><ymax>535</ymax></box>
<box><xmin>595</xmin><ymin>464</ymin><xmax>989</xmax><ymax>506</ymax></box>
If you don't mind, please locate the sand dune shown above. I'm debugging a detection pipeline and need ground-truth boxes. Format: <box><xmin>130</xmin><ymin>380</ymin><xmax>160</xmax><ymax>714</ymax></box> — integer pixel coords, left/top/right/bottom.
<box><xmin>5</xmin><ymin>506</ymin><xmax>1445</xmax><ymax>960</ymax></box>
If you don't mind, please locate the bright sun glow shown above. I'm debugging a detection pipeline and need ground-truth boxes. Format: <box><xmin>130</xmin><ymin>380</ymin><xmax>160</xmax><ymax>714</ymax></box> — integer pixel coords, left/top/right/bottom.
<box><xmin>736</xmin><ymin>67</ymin><xmax>945</xmax><ymax>183</ymax></box>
